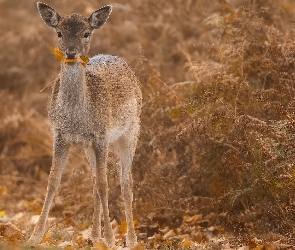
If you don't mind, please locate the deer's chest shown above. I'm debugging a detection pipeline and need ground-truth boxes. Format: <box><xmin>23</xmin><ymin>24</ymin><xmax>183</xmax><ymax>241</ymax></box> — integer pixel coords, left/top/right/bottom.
<box><xmin>50</xmin><ymin>88</ymin><xmax>93</xmax><ymax>135</ymax></box>
<box><xmin>49</xmin><ymin>66</ymin><xmax>97</xmax><ymax>141</ymax></box>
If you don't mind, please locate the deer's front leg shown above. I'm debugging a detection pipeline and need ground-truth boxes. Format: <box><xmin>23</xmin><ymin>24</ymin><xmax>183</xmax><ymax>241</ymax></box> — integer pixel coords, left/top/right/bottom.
<box><xmin>93</xmin><ymin>141</ymin><xmax>115</xmax><ymax>247</ymax></box>
<box><xmin>28</xmin><ymin>132</ymin><xmax>69</xmax><ymax>244</ymax></box>
<box><xmin>84</xmin><ymin>147</ymin><xmax>102</xmax><ymax>242</ymax></box>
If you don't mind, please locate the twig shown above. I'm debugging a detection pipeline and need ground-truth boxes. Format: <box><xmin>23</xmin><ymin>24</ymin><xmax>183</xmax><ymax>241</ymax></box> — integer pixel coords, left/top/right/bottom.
<box><xmin>154</xmin><ymin>75</ymin><xmax>193</xmax><ymax>119</ymax></box>
<box><xmin>40</xmin><ymin>79</ymin><xmax>56</xmax><ymax>93</ymax></box>
<box><xmin>0</xmin><ymin>174</ymin><xmax>44</xmax><ymax>184</ymax></box>
<box><xmin>48</xmin><ymin>201</ymin><xmax>92</xmax><ymax>229</ymax></box>
<box><xmin>0</xmin><ymin>154</ymin><xmax>52</xmax><ymax>161</ymax></box>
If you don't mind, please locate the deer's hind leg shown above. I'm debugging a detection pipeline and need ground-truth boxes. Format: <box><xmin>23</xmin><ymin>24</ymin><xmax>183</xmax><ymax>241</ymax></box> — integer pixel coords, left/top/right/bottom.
<box><xmin>28</xmin><ymin>132</ymin><xmax>69</xmax><ymax>244</ymax></box>
<box><xmin>89</xmin><ymin>140</ymin><xmax>115</xmax><ymax>247</ymax></box>
<box><xmin>114</xmin><ymin>124</ymin><xmax>139</xmax><ymax>247</ymax></box>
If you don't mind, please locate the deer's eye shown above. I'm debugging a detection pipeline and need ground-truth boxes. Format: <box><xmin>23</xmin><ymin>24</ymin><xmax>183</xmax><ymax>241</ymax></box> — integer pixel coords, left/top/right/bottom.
<box><xmin>57</xmin><ymin>32</ymin><xmax>62</xmax><ymax>38</ymax></box>
<box><xmin>84</xmin><ymin>32</ymin><xmax>90</xmax><ymax>38</ymax></box>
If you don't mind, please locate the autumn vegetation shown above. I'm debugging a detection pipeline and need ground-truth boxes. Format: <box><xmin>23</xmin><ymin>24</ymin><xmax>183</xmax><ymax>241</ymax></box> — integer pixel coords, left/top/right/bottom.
<box><xmin>1</xmin><ymin>0</ymin><xmax>295</xmax><ymax>249</ymax></box>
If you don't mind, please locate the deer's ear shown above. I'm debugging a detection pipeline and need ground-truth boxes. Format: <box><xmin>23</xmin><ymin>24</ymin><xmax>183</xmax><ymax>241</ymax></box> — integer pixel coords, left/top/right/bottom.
<box><xmin>37</xmin><ymin>2</ymin><xmax>61</xmax><ymax>28</ymax></box>
<box><xmin>88</xmin><ymin>5</ymin><xmax>112</xmax><ymax>29</ymax></box>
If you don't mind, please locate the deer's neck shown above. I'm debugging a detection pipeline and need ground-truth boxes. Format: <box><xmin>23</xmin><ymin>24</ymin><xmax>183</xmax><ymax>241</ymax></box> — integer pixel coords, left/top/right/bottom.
<box><xmin>58</xmin><ymin>63</ymin><xmax>86</xmax><ymax>105</ymax></box>
<box><xmin>51</xmin><ymin>62</ymin><xmax>94</xmax><ymax>140</ymax></box>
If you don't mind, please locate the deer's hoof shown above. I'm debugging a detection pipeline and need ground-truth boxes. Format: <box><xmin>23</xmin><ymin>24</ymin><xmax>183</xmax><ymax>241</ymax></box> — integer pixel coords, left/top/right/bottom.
<box><xmin>126</xmin><ymin>233</ymin><xmax>137</xmax><ymax>247</ymax></box>
<box><xmin>27</xmin><ymin>233</ymin><xmax>43</xmax><ymax>245</ymax></box>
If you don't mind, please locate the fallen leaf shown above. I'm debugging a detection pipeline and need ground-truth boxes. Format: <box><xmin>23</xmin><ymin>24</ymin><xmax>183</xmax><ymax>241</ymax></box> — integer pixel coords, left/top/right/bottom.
<box><xmin>65</xmin><ymin>246</ymin><xmax>75</xmax><ymax>250</ymax></box>
<box><xmin>78</xmin><ymin>224</ymin><xmax>87</xmax><ymax>231</ymax></box>
<box><xmin>74</xmin><ymin>235</ymin><xmax>83</xmax><ymax>245</ymax></box>
<box><xmin>120</xmin><ymin>220</ymin><xmax>138</xmax><ymax>234</ymax></box>
<box><xmin>0</xmin><ymin>187</ymin><xmax>7</xmax><ymax>197</ymax></box>
<box><xmin>58</xmin><ymin>241</ymin><xmax>73</xmax><ymax>248</ymax></box>
<box><xmin>0</xmin><ymin>210</ymin><xmax>5</xmax><ymax>218</ymax></box>
<box><xmin>130</xmin><ymin>242</ymin><xmax>146</xmax><ymax>250</ymax></box>
<box><xmin>237</xmin><ymin>247</ymin><xmax>250</xmax><ymax>250</ymax></box>
<box><xmin>163</xmin><ymin>229</ymin><xmax>176</xmax><ymax>239</ymax></box>
<box><xmin>253</xmin><ymin>245</ymin><xmax>264</xmax><ymax>250</ymax></box>
<box><xmin>93</xmin><ymin>241</ymin><xmax>110</xmax><ymax>250</ymax></box>
<box><xmin>192</xmin><ymin>231</ymin><xmax>203</xmax><ymax>243</ymax></box>
<box><xmin>120</xmin><ymin>220</ymin><xmax>127</xmax><ymax>234</ymax></box>
<box><xmin>133</xmin><ymin>219</ymin><xmax>138</xmax><ymax>228</ymax></box>
<box><xmin>24</xmin><ymin>199</ymin><xmax>43</xmax><ymax>214</ymax></box>
<box><xmin>181</xmin><ymin>236</ymin><xmax>194</xmax><ymax>248</ymax></box>
<box><xmin>264</xmin><ymin>243</ymin><xmax>276</xmax><ymax>250</ymax></box>
<box><xmin>1</xmin><ymin>222</ymin><xmax>21</xmax><ymax>240</ymax></box>
<box><xmin>41</xmin><ymin>232</ymin><xmax>52</xmax><ymax>243</ymax></box>
<box><xmin>183</xmin><ymin>214</ymin><xmax>203</xmax><ymax>224</ymax></box>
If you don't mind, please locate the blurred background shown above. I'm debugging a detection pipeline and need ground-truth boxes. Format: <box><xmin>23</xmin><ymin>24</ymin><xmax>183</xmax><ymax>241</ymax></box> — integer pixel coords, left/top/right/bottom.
<box><xmin>1</xmin><ymin>0</ymin><xmax>295</xmax><ymax>247</ymax></box>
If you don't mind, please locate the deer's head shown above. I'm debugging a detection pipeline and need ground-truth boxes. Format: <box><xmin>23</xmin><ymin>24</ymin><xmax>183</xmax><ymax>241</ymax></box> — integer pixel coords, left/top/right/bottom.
<box><xmin>37</xmin><ymin>2</ymin><xmax>112</xmax><ymax>59</ymax></box>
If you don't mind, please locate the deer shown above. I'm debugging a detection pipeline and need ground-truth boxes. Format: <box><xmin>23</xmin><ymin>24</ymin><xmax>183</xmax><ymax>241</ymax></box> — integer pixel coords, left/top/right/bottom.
<box><xmin>28</xmin><ymin>2</ymin><xmax>141</xmax><ymax>247</ymax></box>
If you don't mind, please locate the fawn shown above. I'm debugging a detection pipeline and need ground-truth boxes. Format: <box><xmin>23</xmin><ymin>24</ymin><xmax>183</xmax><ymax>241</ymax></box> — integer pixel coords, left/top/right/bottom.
<box><xmin>28</xmin><ymin>2</ymin><xmax>141</xmax><ymax>247</ymax></box>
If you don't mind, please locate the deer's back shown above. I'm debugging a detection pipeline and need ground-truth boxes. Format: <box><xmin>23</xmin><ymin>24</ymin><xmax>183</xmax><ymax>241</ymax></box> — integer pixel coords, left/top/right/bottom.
<box><xmin>86</xmin><ymin>55</ymin><xmax>141</xmax><ymax>114</ymax></box>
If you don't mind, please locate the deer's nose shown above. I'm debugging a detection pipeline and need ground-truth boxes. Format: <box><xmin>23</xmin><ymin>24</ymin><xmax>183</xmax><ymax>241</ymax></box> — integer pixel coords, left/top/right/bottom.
<box><xmin>66</xmin><ymin>49</ymin><xmax>77</xmax><ymax>59</ymax></box>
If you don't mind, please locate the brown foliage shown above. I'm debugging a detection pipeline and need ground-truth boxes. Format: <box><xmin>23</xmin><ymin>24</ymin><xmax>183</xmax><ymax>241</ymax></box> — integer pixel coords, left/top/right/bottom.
<box><xmin>175</xmin><ymin>0</ymin><xmax>295</xmax><ymax>233</ymax></box>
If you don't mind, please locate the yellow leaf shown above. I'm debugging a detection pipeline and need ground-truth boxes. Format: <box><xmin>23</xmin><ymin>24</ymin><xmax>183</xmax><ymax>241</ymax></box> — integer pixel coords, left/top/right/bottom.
<box><xmin>120</xmin><ymin>220</ymin><xmax>127</xmax><ymax>234</ymax></box>
<box><xmin>164</xmin><ymin>239</ymin><xmax>172</xmax><ymax>246</ymax></box>
<box><xmin>0</xmin><ymin>187</ymin><xmax>7</xmax><ymax>197</ymax></box>
<box><xmin>24</xmin><ymin>199</ymin><xmax>42</xmax><ymax>214</ymax></box>
<box><xmin>0</xmin><ymin>210</ymin><xmax>5</xmax><ymax>218</ymax></box>
<box><xmin>41</xmin><ymin>232</ymin><xmax>52</xmax><ymax>243</ymax></box>
<box><xmin>78</xmin><ymin>224</ymin><xmax>87</xmax><ymax>230</ymax></box>
<box><xmin>120</xmin><ymin>220</ymin><xmax>138</xmax><ymax>234</ymax></box>
<box><xmin>253</xmin><ymin>245</ymin><xmax>264</xmax><ymax>250</ymax></box>
<box><xmin>50</xmin><ymin>47</ymin><xmax>65</xmax><ymax>62</ymax></box>
<box><xmin>65</xmin><ymin>246</ymin><xmax>75</xmax><ymax>250</ymax></box>
<box><xmin>133</xmin><ymin>219</ymin><xmax>138</xmax><ymax>228</ymax></box>
<box><xmin>80</xmin><ymin>55</ymin><xmax>89</xmax><ymax>66</ymax></box>
<box><xmin>75</xmin><ymin>235</ymin><xmax>83</xmax><ymax>245</ymax></box>
<box><xmin>50</xmin><ymin>47</ymin><xmax>89</xmax><ymax>67</ymax></box>
<box><xmin>93</xmin><ymin>241</ymin><xmax>110</xmax><ymax>250</ymax></box>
